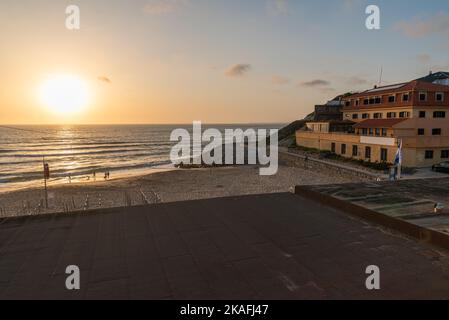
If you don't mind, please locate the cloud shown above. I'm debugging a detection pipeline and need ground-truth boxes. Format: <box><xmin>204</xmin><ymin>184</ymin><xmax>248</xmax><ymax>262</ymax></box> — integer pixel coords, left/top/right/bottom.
<box><xmin>345</xmin><ymin>76</ymin><xmax>368</xmax><ymax>86</ymax></box>
<box><xmin>144</xmin><ymin>0</ymin><xmax>188</xmax><ymax>15</ymax></box>
<box><xmin>225</xmin><ymin>64</ymin><xmax>251</xmax><ymax>77</ymax></box>
<box><xmin>97</xmin><ymin>76</ymin><xmax>112</xmax><ymax>84</ymax></box>
<box><xmin>321</xmin><ymin>87</ymin><xmax>336</xmax><ymax>94</ymax></box>
<box><xmin>342</xmin><ymin>0</ymin><xmax>363</xmax><ymax>11</ymax></box>
<box><xmin>267</xmin><ymin>0</ymin><xmax>288</xmax><ymax>15</ymax></box>
<box><xmin>394</xmin><ymin>12</ymin><xmax>449</xmax><ymax>38</ymax></box>
<box><xmin>300</xmin><ymin>79</ymin><xmax>331</xmax><ymax>87</ymax></box>
<box><xmin>416</xmin><ymin>54</ymin><xmax>431</xmax><ymax>64</ymax></box>
<box><xmin>271</xmin><ymin>75</ymin><xmax>290</xmax><ymax>85</ymax></box>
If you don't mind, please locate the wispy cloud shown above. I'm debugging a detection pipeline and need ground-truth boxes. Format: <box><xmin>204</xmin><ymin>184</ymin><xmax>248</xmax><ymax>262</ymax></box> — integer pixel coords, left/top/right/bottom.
<box><xmin>342</xmin><ymin>0</ymin><xmax>363</xmax><ymax>11</ymax></box>
<box><xmin>416</xmin><ymin>54</ymin><xmax>431</xmax><ymax>64</ymax></box>
<box><xmin>345</xmin><ymin>76</ymin><xmax>368</xmax><ymax>86</ymax></box>
<box><xmin>225</xmin><ymin>64</ymin><xmax>252</xmax><ymax>77</ymax></box>
<box><xmin>144</xmin><ymin>0</ymin><xmax>189</xmax><ymax>15</ymax></box>
<box><xmin>271</xmin><ymin>75</ymin><xmax>290</xmax><ymax>85</ymax></box>
<box><xmin>97</xmin><ymin>76</ymin><xmax>112</xmax><ymax>84</ymax></box>
<box><xmin>394</xmin><ymin>12</ymin><xmax>449</xmax><ymax>38</ymax></box>
<box><xmin>300</xmin><ymin>79</ymin><xmax>331</xmax><ymax>87</ymax></box>
<box><xmin>266</xmin><ymin>0</ymin><xmax>288</xmax><ymax>15</ymax></box>
<box><xmin>321</xmin><ymin>87</ymin><xmax>336</xmax><ymax>94</ymax></box>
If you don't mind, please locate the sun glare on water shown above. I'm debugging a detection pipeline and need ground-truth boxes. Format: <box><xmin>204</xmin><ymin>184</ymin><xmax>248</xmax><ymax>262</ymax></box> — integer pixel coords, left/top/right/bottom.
<box><xmin>39</xmin><ymin>75</ymin><xmax>90</xmax><ymax>115</ymax></box>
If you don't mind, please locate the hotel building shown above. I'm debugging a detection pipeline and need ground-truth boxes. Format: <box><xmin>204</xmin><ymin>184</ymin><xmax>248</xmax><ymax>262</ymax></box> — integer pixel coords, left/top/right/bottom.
<box><xmin>296</xmin><ymin>72</ymin><xmax>449</xmax><ymax>167</ymax></box>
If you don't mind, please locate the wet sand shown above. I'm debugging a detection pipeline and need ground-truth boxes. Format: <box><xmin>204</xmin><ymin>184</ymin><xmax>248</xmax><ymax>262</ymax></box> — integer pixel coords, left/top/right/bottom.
<box><xmin>0</xmin><ymin>165</ymin><xmax>366</xmax><ymax>218</ymax></box>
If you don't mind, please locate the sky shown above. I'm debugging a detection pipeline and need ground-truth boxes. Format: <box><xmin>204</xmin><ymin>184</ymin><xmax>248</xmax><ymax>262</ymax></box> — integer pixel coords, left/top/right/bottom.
<box><xmin>0</xmin><ymin>0</ymin><xmax>449</xmax><ymax>125</ymax></box>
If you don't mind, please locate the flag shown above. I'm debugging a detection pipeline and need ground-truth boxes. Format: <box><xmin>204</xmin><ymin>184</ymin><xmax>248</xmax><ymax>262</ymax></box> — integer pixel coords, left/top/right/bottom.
<box><xmin>394</xmin><ymin>139</ymin><xmax>402</xmax><ymax>166</ymax></box>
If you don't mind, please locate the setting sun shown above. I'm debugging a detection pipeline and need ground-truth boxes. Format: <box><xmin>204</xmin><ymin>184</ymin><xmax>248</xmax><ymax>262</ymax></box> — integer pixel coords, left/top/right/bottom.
<box><xmin>39</xmin><ymin>75</ymin><xmax>90</xmax><ymax>115</ymax></box>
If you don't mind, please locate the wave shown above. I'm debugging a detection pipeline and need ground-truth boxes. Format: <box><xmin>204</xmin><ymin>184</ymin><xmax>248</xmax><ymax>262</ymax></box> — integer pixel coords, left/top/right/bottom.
<box><xmin>0</xmin><ymin>160</ymin><xmax>173</xmax><ymax>183</ymax></box>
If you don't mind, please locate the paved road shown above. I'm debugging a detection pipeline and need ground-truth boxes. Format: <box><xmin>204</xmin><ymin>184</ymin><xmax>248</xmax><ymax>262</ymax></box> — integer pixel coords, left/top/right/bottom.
<box><xmin>1</xmin><ymin>193</ymin><xmax>449</xmax><ymax>300</ymax></box>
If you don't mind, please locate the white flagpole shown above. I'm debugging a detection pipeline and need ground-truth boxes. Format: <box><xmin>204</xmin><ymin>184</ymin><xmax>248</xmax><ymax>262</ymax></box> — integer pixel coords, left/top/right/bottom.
<box><xmin>397</xmin><ymin>139</ymin><xmax>402</xmax><ymax>180</ymax></box>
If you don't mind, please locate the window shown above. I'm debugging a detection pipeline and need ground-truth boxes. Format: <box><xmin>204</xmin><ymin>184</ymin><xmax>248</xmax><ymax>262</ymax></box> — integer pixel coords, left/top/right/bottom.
<box><xmin>387</xmin><ymin>112</ymin><xmax>397</xmax><ymax>118</ymax></box>
<box><xmin>365</xmin><ymin>146</ymin><xmax>371</xmax><ymax>159</ymax></box>
<box><xmin>381</xmin><ymin>148</ymin><xmax>388</xmax><ymax>162</ymax></box>
<box><xmin>419</xmin><ymin>92</ymin><xmax>427</xmax><ymax>101</ymax></box>
<box><xmin>363</xmin><ymin>99</ymin><xmax>369</xmax><ymax>105</ymax></box>
<box><xmin>399</xmin><ymin>112</ymin><xmax>410</xmax><ymax>118</ymax></box>
<box><xmin>369</xmin><ymin>128</ymin><xmax>374</xmax><ymax>135</ymax></box>
<box><xmin>418</xmin><ymin>128</ymin><xmax>425</xmax><ymax>136</ymax></box>
<box><xmin>388</xmin><ymin>95</ymin><xmax>395</xmax><ymax>103</ymax></box>
<box><xmin>362</xmin><ymin>113</ymin><xmax>370</xmax><ymax>119</ymax></box>
<box><xmin>375</xmin><ymin>128</ymin><xmax>381</xmax><ymax>136</ymax></box>
<box><xmin>433</xmin><ymin>111</ymin><xmax>446</xmax><ymax>118</ymax></box>
<box><xmin>362</xmin><ymin>128</ymin><xmax>368</xmax><ymax>135</ymax></box>
<box><xmin>352</xmin><ymin>114</ymin><xmax>358</xmax><ymax>120</ymax></box>
<box><xmin>341</xmin><ymin>144</ymin><xmax>346</xmax><ymax>155</ymax></box>
<box><xmin>374</xmin><ymin>113</ymin><xmax>382</xmax><ymax>119</ymax></box>
<box><xmin>369</xmin><ymin>98</ymin><xmax>375</xmax><ymax>105</ymax></box>
<box><xmin>382</xmin><ymin>128</ymin><xmax>387</xmax><ymax>136</ymax></box>
<box><xmin>436</xmin><ymin>92</ymin><xmax>444</xmax><ymax>102</ymax></box>
<box><xmin>374</xmin><ymin>97</ymin><xmax>381</xmax><ymax>104</ymax></box>
<box><xmin>403</xmin><ymin>93</ymin><xmax>409</xmax><ymax>102</ymax></box>
<box><xmin>345</xmin><ymin>101</ymin><xmax>350</xmax><ymax>107</ymax></box>
<box><xmin>331</xmin><ymin>143</ymin><xmax>336</xmax><ymax>153</ymax></box>
<box><xmin>352</xmin><ymin>145</ymin><xmax>358</xmax><ymax>157</ymax></box>
<box><xmin>442</xmin><ymin>150</ymin><xmax>449</xmax><ymax>159</ymax></box>
<box><xmin>419</xmin><ymin>111</ymin><xmax>426</xmax><ymax>118</ymax></box>
<box><xmin>355</xmin><ymin>100</ymin><xmax>359</xmax><ymax>106</ymax></box>
<box><xmin>425</xmin><ymin>150</ymin><xmax>434</xmax><ymax>159</ymax></box>
<box><xmin>432</xmin><ymin>128</ymin><xmax>442</xmax><ymax>136</ymax></box>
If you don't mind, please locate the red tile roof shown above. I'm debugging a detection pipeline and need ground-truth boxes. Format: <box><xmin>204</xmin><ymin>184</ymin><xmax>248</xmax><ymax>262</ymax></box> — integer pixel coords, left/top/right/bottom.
<box><xmin>353</xmin><ymin>119</ymin><xmax>408</xmax><ymax>129</ymax></box>
<box><xmin>346</xmin><ymin>80</ymin><xmax>449</xmax><ymax>99</ymax></box>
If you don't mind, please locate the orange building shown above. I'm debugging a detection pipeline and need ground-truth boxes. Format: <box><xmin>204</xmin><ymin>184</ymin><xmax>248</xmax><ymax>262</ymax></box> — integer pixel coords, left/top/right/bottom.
<box><xmin>296</xmin><ymin>72</ymin><xmax>449</xmax><ymax>167</ymax></box>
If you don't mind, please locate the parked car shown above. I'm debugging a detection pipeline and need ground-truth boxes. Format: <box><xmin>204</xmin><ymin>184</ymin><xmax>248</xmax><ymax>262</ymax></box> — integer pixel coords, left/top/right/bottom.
<box><xmin>432</xmin><ymin>161</ymin><xmax>449</xmax><ymax>173</ymax></box>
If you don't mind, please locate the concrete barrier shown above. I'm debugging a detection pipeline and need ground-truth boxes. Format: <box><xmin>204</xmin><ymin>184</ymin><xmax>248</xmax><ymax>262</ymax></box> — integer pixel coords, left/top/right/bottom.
<box><xmin>295</xmin><ymin>185</ymin><xmax>449</xmax><ymax>250</ymax></box>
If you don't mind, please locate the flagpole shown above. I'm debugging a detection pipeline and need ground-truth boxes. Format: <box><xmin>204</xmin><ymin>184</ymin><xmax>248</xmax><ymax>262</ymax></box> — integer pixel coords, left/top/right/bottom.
<box><xmin>43</xmin><ymin>156</ymin><xmax>48</xmax><ymax>209</ymax></box>
<box><xmin>397</xmin><ymin>139</ymin><xmax>402</xmax><ymax>180</ymax></box>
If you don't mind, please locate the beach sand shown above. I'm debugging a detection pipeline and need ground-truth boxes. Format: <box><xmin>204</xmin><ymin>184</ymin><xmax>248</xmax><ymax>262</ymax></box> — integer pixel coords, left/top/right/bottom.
<box><xmin>0</xmin><ymin>164</ymin><xmax>365</xmax><ymax>218</ymax></box>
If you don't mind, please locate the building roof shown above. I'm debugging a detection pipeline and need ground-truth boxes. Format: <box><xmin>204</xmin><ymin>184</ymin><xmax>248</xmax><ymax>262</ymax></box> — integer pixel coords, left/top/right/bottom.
<box><xmin>3</xmin><ymin>191</ymin><xmax>449</xmax><ymax>299</ymax></box>
<box><xmin>417</xmin><ymin>71</ymin><xmax>449</xmax><ymax>83</ymax></box>
<box><xmin>307</xmin><ymin>120</ymin><xmax>355</xmax><ymax>125</ymax></box>
<box><xmin>353</xmin><ymin>118</ymin><xmax>407</xmax><ymax>129</ymax></box>
<box><xmin>344</xmin><ymin>72</ymin><xmax>449</xmax><ymax>100</ymax></box>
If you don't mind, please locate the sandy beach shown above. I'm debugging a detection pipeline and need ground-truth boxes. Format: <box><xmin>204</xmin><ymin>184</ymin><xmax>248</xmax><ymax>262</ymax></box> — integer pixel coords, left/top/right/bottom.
<box><xmin>0</xmin><ymin>164</ymin><xmax>365</xmax><ymax>218</ymax></box>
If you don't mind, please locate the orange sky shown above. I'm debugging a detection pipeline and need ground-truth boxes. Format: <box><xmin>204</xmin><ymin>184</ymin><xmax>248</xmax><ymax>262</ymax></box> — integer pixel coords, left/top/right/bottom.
<box><xmin>1</xmin><ymin>1</ymin><xmax>447</xmax><ymax>125</ymax></box>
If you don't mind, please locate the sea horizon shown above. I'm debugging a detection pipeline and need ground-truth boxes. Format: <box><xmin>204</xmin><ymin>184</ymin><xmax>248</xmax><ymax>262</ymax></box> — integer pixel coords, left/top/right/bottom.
<box><xmin>0</xmin><ymin>123</ymin><xmax>284</xmax><ymax>192</ymax></box>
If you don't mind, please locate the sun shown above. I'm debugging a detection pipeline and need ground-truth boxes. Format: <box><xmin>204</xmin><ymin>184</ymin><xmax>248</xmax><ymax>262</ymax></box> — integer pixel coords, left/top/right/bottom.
<box><xmin>39</xmin><ymin>75</ymin><xmax>90</xmax><ymax>114</ymax></box>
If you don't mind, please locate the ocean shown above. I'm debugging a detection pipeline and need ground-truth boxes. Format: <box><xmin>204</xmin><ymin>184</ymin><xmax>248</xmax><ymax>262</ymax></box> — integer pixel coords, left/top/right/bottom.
<box><xmin>0</xmin><ymin>124</ymin><xmax>283</xmax><ymax>191</ymax></box>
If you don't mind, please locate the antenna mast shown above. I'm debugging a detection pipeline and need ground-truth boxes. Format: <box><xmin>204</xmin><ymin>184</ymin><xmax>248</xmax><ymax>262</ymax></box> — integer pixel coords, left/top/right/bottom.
<box><xmin>378</xmin><ymin>66</ymin><xmax>383</xmax><ymax>86</ymax></box>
